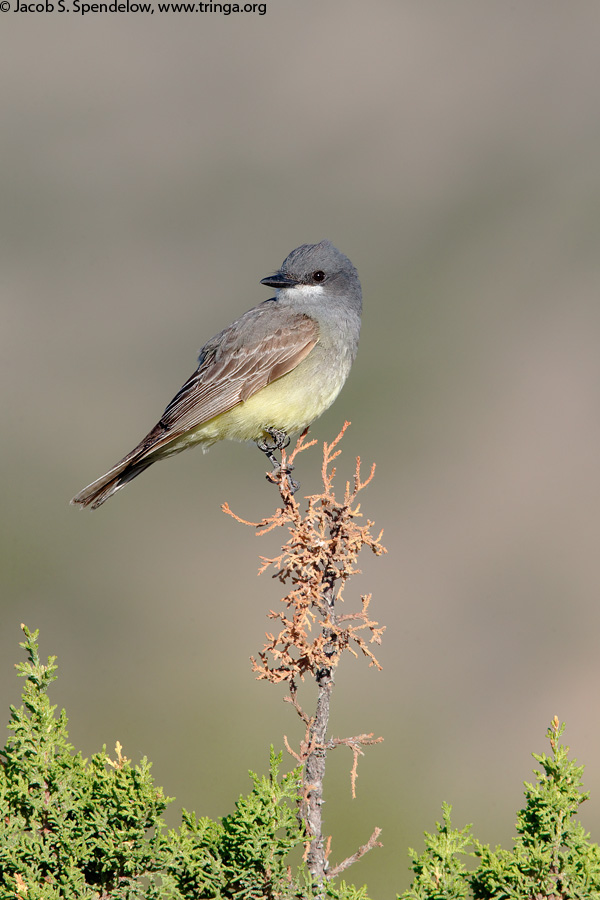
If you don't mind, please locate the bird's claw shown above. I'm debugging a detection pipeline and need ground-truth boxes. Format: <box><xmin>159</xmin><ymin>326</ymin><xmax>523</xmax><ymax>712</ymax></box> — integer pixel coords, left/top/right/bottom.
<box><xmin>257</xmin><ymin>429</ymin><xmax>299</xmax><ymax>493</ymax></box>
<box><xmin>257</xmin><ymin>427</ymin><xmax>291</xmax><ymax>453</ymax></box>
<box><xmin>267</xmin><ymin>465</ymin><xmax>300</xmax><ymax>495</ymax></box>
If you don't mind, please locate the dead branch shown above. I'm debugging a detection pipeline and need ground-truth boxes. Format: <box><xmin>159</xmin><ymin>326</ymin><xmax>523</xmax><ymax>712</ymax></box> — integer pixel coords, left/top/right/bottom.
<box><xmin>224</xmin><ymin>423</ymin><xmax>386</xmax><ymax>885</ymax></box>
<box><xmin>326</xmin><ymin>827</ymin><xmax>383</xmax><ymax>878</ymax></box>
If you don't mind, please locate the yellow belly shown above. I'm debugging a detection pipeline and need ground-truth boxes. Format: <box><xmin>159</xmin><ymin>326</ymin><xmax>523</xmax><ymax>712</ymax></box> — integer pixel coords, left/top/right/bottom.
<box><xmin>166</xmin><ymin>352</ymin><xmax>349</xmax><ymax>452</ymax></box>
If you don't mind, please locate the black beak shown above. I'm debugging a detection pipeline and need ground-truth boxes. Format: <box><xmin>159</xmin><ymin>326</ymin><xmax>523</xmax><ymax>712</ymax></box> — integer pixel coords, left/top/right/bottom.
<box><xmin>260</xmin><ymin>272</ymin><xmax>299</xmax><ymax>289</ymax></box>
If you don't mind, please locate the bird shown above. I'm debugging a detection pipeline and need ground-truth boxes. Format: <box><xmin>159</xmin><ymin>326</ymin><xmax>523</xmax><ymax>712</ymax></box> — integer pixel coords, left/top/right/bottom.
<box><xmin>71</xmin><ymin>240</ymin><xmax>362</xmax><ymax>509</ymax></box>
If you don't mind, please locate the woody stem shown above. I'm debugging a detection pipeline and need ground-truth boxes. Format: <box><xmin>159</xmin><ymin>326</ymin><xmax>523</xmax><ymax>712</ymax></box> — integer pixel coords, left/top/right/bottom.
<box><xmin>304</xmin><ymin>564</ymin><xmax>339</xmax><ymax>888</ymax></box>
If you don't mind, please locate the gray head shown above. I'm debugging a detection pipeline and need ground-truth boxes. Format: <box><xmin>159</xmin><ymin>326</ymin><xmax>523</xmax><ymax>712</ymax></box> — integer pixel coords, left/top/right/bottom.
<box><xmin>260</xmin><ymin>240</ymin><xmax>362</xmax><ymax>314</ymax></box>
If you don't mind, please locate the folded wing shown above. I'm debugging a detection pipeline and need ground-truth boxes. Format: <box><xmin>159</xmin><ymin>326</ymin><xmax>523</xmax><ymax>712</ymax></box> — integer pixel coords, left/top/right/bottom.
<box><xmin>71</xmin><ymin>307</ymin><xmax>318</xmax><ymax>508</ymax></box>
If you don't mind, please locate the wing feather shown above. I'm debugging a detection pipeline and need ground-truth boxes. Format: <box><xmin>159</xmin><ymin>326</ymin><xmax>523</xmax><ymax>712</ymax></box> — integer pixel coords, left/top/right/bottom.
<box><xmin>71</xmin><ymin>306</ymin><xmax>318</xmax><ymax>508</ymax></box>
<box><xmin>159</xmin><ymin>308</ymin><xmax>318</xmax><ymax>436</ymax></box>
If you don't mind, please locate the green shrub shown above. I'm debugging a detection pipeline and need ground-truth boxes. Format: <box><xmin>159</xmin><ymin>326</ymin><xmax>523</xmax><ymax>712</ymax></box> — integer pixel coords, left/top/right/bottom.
<box><xmin>1</xmin><ymin>626</ymin><xmax>369</xmax><ymax>899</ymax></box>
<box><xmin>400</xmin><ymin>718</ymin><xmax>600</xmax><ymax>900</ymax></box>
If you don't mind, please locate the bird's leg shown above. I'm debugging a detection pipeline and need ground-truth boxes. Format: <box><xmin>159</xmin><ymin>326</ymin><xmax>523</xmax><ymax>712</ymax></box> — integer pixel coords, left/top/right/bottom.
<box><xmin>256</xmin><ymin>428</ymin><xmax>288</xmax><ymax>468</ymax></box>
<box><xmin>256</xmin><ymin>427</ymin><xmax>299</xmax><ymax>494</ymax></box>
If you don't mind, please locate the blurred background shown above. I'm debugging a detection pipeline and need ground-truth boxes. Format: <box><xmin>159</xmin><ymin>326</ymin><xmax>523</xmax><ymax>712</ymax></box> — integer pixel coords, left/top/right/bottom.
<box><xmin>2</xmin><ymin>2</ymin><xmax>600</xmax><ymax>895</ymax></box>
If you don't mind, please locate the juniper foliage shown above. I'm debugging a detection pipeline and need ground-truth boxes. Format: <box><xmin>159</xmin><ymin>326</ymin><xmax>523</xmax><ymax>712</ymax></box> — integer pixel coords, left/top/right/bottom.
<box><xmin>0</xmin><ymin>626</ymin><xmax>369</xmax><ymax>900</ymax></box>
<box><xmin>400</xmin><ymin>718</ymin><xmax>600</xmax><ymax>900</ymax></box>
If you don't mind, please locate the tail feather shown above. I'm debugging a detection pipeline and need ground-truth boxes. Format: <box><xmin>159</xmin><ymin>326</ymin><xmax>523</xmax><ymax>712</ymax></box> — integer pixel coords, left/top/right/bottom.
<box><xmin>71</xmin><ymin>423</ymin><xmax>170</xmax><ymax>509</ymax></box>
<box><xmin>71</xmin><ymin>458</ymin><xmax>155</xmax><ymax>509</ymax></box>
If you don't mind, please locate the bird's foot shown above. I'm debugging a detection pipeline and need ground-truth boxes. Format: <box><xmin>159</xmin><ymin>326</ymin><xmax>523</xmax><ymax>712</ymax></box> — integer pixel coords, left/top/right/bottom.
<box><xmin>256</xmin><ymin>429</ymin><xmax>299</xmax><ymax>494</ymax></box>
<box><xmin>268</xmin><ymin>464</ymin><xmax>300</xmax><ymax>495</ymax></box>
<box><xmin>256</xmin><ymin>428</ymin><xmax>290</xmax><ymax>470</ymax></box>
<box><xmin>256</xmin><ymin>427</ymin><xmax>291</xmax><ymax>455</ymax></box>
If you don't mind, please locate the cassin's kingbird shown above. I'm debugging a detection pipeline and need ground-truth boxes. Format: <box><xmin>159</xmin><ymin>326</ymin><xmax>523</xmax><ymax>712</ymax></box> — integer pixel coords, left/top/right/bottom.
<box><xmin>71</xmin><ymin>240</ymin><xmax>362</xmax><ymax>509</ymax></box>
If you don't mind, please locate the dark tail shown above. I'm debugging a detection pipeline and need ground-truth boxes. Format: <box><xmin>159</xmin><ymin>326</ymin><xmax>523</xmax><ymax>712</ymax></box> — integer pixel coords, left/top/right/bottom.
<box><xmin>71</xmin><ymin>423</ymin><xmax>169</xmax><ymax>509</ymax></box>
<box><xmin>71</xmin><ymin>458</ymin><xmax>155</xmax><ymax>509</ymax></box>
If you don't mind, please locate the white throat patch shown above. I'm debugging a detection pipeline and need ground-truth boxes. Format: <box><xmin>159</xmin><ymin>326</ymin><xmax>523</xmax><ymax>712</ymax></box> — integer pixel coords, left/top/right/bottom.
<box><xmin>281</xmin><ymin>283</ymin><xmax>326</xmax><ymax>301</ymax></box>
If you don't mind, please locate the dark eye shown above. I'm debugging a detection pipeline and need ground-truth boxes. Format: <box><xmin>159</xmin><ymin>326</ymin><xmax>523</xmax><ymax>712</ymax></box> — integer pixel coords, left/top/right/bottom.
<box><xmin>313</xmin><ymin>270</ymin><xmax>326</xmax><ymax>282</ymax></box>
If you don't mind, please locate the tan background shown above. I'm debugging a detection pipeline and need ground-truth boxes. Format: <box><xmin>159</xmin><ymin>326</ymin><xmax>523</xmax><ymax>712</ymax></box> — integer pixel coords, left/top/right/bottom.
<box><xmin>2</xmin><ymin>2</ymin><xmax>600</xmax><ymax>895</ymax></box>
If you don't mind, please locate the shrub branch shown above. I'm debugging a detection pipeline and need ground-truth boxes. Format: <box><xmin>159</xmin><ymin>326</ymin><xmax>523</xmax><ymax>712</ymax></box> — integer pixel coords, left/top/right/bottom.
<box><xmin>223</xmin><ymin>422</ymin><xmax>386</xmax><ymax>887</ymax></box>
